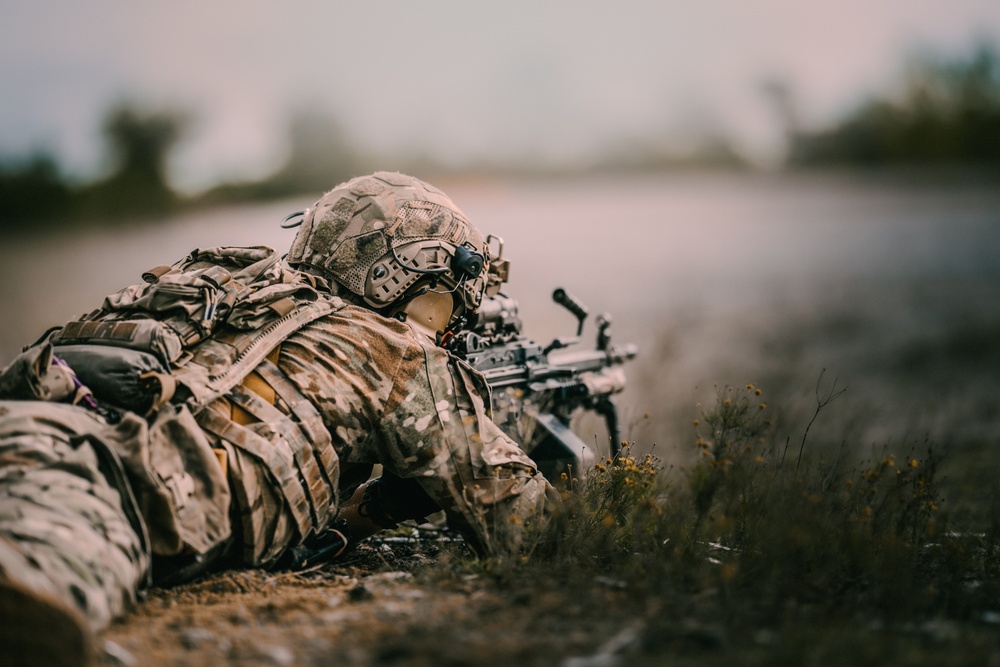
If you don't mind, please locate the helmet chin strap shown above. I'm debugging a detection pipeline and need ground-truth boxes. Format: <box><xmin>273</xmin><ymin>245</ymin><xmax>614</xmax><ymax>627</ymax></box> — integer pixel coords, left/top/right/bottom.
<box><xmin>391</xmin><ymin>290</ymin><xmax>457</xmax><ymax>342</ymax></box>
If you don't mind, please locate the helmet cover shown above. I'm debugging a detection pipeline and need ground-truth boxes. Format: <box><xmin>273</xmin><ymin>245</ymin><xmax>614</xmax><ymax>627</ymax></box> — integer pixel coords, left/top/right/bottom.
<box><xmin>286</xmin><ymin>172</ymin><xmax>498</xmax><ymax>318</ymax></box>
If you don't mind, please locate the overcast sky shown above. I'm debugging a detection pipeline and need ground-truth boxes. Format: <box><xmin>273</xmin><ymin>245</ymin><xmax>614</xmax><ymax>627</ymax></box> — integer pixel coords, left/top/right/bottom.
<box><xmin>2</xmin><ymin>1</ymin><xmax>999</xmax><ymax>191</ymax></box>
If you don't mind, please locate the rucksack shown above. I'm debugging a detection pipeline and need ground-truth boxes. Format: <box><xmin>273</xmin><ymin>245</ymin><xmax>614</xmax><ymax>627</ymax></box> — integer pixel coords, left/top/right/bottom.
<box><xmin>49</xmin><ymin>245</ymin><xmax>340</xmax><ymax>413</ymax></box>
<box><xmin>28</xmin><ymin>246</ymin><xmax>344</xmax><ymax>562</ymax></box>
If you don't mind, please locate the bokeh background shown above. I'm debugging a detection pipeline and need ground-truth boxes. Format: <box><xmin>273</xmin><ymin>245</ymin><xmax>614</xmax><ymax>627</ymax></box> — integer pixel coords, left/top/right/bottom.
<box><xmin>2</xmin><ymin>1</ymin><xmax>999</xmax><ymax>462</ymax></box>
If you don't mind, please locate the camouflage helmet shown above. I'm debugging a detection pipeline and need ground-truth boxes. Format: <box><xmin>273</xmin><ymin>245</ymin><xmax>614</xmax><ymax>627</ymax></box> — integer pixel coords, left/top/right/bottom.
<box><xmin>286</xmin><ymin>172</ymin><xmax>507</xmax><ymax>320</ymax></box>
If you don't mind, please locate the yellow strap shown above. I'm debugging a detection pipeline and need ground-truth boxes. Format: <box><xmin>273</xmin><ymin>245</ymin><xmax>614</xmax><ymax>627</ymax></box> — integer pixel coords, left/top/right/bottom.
<box><xmin>231</xmin><ymin>344</ymin><xmax>282</xmax><ymax>425</ymax></box>
<box><xmin>212</xmin><ymin>447</ymin><xmax>229</xmax><ymax>478</ymax></box>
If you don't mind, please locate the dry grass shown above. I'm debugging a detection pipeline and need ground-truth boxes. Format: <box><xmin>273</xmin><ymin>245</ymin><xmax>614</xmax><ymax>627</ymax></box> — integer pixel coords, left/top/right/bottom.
<box><xmin>437</xmin><ymin>383</ymin><xmax>1000</xmax><ymax>666</ymax></box>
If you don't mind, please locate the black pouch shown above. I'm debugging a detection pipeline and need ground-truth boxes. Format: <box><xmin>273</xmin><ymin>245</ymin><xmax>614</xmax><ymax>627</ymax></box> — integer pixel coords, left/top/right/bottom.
<box><xmin>53</xmin><ymin>344</ymin><xmax>168</xmax><ymax>414</ymax></box>
<box><xmin>51</xmin><ymin>319</ymin><xmax>184</xmax><ymax>367</ymax></box>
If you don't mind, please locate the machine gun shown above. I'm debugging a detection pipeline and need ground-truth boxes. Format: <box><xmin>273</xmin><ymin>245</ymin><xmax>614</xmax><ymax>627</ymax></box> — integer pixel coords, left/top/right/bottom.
<box><xmin>447</xmin><ymin>288</ymin><xmax>638</xmax><ymax>481</ymax></box>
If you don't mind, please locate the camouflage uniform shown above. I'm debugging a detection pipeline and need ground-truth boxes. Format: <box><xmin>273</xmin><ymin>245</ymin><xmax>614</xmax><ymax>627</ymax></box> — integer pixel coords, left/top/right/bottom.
<box><xmin>0</xmin><ymin>401</ymin><xmax>149</xmax><ymax>633</ymax></box>
<box><xmin>276</xmin><ymin>305</ymin><xmax>553</xmax><ymax>557</ymax></box>
<box><xmin>0</xmin><ymin>175</ymin><xmax>557</xmax><ymax>635</ymax></box>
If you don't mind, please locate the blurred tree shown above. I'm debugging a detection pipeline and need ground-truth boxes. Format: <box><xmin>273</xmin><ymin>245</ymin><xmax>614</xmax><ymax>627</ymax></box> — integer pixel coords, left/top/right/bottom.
<box><xmin>760</xmin><ymin>77</ymin><xmax>799</xmax><ymax>164</ymax></box>
<box><xmin>198</xmin><ymin>109</ymin><xmax>360</xmax><ymax>203</ymax></box>
<box><xmin>77</xmin><ymin>103</ymin><xmax>190</xmax><ymax>218</ymax></box>
<box><xmin>274</xmin><ymin>110</ymin><xmax>357</xmax><ymax>192</ymax></box>
<box><xmin>789</xmin><ymin>43</ymin><xmax>1000</xmax><ymax>167</ymax></box>
<box><xmin>0</xmin><ymin>154</ymin><xmax>74</xmax><ymax>232</ymax></box>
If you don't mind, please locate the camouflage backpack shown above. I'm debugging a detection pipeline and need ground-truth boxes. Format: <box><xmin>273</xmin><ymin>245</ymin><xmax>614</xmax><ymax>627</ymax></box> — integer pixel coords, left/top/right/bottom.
<box><xmin>50</xmin><ymin>246</ymin><xmax>337</xmax><ymax>407</ymax></box>
<box><xmin>34</xmin><ymin>246</ymin><xmax>343</xmax><ymax>562</ymax></box>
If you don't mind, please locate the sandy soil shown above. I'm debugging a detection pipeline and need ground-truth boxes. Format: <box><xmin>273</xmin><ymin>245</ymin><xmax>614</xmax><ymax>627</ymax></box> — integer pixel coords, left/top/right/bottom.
<box><xmin>100</xmin><ymin>537</ymin><xmax>615</xmax><ymax>667</ymax></box>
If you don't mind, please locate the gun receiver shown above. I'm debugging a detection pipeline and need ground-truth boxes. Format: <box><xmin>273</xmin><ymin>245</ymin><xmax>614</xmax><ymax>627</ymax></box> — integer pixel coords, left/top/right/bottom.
<box><xmin>449</xmin><ymin>288</ymin><xmax>638</xmax><ymax>481</ymax></box>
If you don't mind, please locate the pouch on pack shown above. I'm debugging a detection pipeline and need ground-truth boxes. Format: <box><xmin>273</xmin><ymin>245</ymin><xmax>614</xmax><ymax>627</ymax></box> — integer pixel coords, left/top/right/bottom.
<box><xmin>54</xmin><ymin>344</ymin><xmax>168</xmax><ymax>415</ymax></box>
<box><xmin>106</xmin><ymin>404</ymin><xmax>232</xmax><ymax>556</ymax></box>
<box><xmin>46</xmin><ymin>246</ymin><xmax>325</xmax><ymax>408</ymax></box>
<box><xmin>50</xmin><ymin>247</ymin><xmax>287</xmax><ymax>364</ymax></box>
<box><xmin>28</xmin><ymin>246</ymin><xmax>337</xmax><ymax>558</ymax></box>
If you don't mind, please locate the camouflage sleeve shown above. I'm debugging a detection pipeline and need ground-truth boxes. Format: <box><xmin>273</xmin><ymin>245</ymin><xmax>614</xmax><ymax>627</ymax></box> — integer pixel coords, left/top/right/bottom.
<box><xmin>278</xmin><ymin>306</ymin><xmax>399</xmax><ymax>466</ymax></box>
<box><xmin>278</xmin><ymin>306</ymin><xmax>556</xmax><ymax>555</ymax></box>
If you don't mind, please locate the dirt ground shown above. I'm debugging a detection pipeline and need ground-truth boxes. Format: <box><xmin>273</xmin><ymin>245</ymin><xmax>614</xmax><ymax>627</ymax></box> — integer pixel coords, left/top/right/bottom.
<box><xmin>98</xmin><ymin>503</ymin><xmax>1000</xmax><ymax>667</ymax></box>
<box><xmin>100</xmin><ymin>536</ymin><xmax>621</xmax><ymax>667</ymax></box>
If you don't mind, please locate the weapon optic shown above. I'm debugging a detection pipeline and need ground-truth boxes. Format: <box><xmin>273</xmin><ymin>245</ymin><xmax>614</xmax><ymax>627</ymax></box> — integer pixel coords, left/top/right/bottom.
<box><xmin>448</xmin><ymin>288</ymin><xmax>638</xmax><ymax>481</ymax></box>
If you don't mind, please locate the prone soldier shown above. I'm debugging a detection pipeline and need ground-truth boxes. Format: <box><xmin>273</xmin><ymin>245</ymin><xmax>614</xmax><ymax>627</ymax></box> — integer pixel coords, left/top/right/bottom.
<box><xmin>0</xmin><ymin>172</ymin><xmax>559</xmax><ymax>666</ymax></box>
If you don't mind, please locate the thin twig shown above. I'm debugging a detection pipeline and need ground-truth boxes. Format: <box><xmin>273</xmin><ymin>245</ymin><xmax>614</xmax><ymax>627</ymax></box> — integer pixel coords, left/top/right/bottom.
<box><xmin>796</xmin><ymin>369</ymin><xmax>848</xmax><ymax>473</ymax></box>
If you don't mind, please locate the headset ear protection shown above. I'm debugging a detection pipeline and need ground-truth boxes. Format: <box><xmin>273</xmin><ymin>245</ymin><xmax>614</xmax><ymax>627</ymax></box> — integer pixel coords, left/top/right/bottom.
<box><xmin>452</xmin><ymin>245</ymin><xmax>485</xmax><ymax>281</ymax></box>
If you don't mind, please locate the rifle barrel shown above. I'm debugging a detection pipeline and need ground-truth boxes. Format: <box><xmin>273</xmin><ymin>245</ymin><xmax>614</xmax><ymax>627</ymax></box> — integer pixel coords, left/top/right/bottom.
<box><xmin>548</xmin><ymin>344</ymin><xmax>638</xmax><ymax>373</ymax></box>
<box><xmin>478</xmin><ymin>343</ymin><xmax>637</xmax><ymax>392</ymax></box>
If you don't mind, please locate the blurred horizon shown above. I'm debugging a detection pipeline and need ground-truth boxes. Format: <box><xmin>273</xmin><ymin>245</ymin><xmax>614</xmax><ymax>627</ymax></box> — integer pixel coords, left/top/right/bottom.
<box><xmin>2</xmin><ymin>1</ymin><xmax>999</xmax><ymax>214</ymax></box>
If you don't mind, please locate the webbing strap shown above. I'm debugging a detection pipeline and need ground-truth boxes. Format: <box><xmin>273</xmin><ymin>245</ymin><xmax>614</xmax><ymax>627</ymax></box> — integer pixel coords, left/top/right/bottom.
<box><xmin>141</xmin><ymin>265</ymin><xmax>174</xmax><ymax>282</ymax></box>
<box><xmin>195</xmin><ymin>407</ymin><xmax>312</xmax><ymax>540</ymax></box>
<box><xmin>141</xmin><ymin>371</ymin><xmax>177</xmax><ymax>416</ymax></box>
<box><xmin>226</xmin><ymin>384</ymin><xmax>334</xmax><ymax>530</ymax></box>
<box><xmin>177</xmin><ymin>299</ymin><xmax>338</xmax><ymax>405</ymax></box>
<box><xmin>254</xmin><ymin>360</ymin><xmax>339</xmax><ymax>487</ymax></box>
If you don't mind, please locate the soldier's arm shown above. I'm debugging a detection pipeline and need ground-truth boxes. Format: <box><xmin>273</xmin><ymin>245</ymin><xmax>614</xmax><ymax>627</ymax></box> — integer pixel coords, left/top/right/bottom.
<box><xmin>376</xmin><ymin>340</ymin><xmax>557</xmax><ymax>555</ymax></box>
<box><xmin>279</xmin><ymin>308</ymin><xmax>556</xmax><ymax>554</ymax></box>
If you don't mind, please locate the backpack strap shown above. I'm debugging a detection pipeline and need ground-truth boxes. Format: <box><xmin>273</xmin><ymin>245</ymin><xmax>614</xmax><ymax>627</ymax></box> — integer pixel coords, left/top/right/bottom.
<box><xmin>141</xmin><ymin>371</ymin><xmax>177</xmax><ymax>415</ymax></box>
<box><xmin>173</xmin><ymin>298</ymin><xmax>338</xmax><ymax>406</ymax></box>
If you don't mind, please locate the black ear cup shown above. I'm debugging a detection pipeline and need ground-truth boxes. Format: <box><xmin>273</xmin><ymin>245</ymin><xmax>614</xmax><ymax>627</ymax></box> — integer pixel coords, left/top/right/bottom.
<box><xmin>452</xmin><ymin>246</ymin><xmax>485</xmax><ymax>281</ymax></box>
